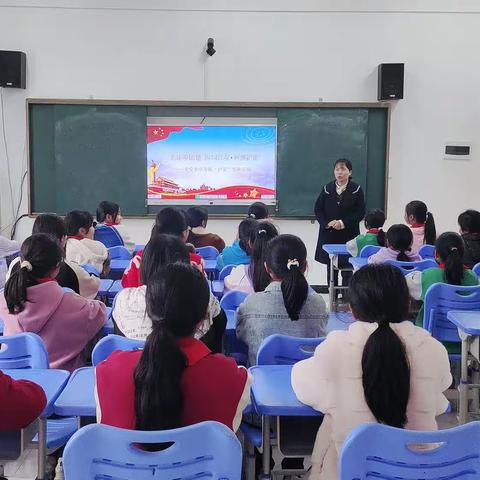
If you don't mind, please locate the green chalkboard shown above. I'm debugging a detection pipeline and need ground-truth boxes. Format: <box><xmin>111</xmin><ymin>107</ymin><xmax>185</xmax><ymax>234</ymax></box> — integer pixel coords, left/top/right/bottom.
<box><xmin>29</xmin><ymin>102</ymin><xmax>388</xmax><ymax>217</ymax></box>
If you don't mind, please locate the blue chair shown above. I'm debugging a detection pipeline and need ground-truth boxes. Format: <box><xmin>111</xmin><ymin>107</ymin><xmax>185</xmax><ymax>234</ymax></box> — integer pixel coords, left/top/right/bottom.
<box><xmin>94</xmin><ymin>224</ymin><xmax>124</xmax><ymax>248</ymax></box>
<box><xmin>106</xmin><ymin>279</ymin><xmax>123</xmax><ymax>304</ymax></box>
<box><xmin>424</xmin><ymin>283</ymin><xmax>480</xmax><ymax>346</ymax></box>
<box><xmin>385</xmin><ymin>258</ymin><xmax>437</xmax><ymax>275</ymax></box>
<box><xmin>80</xmin><ymin>264</ymin><xmax>100</xmax><ymax>277</ymax></box>
<box><xmin>196</xmin><ymin>246</ymin><xmax>220</xmax><ymax>260</ymax></box>
<box><xmin>473</xmin><ymin>262</ymin><xmax>480</xmax><ymax>277</ymax></box>
<box><xmin>220</xmin><ymin>290</ymin><xmax>248</xmax><ymax>331</ymax></box>
<box><xmin>0</xmin><ymin>333</ymin><xmax>49</xmax><ymax>369</ymax></box>
<box><xmin>339</xmin><ymin>422</ymin><xmax>480</xmax><ymax>480</ymax></box>
<box><xmin>211</xmin><ymin>264</ymin><xmax>236</xmax><ymax>299</ymax></box>
<box><xmin>256</xmin><ymin>334</ymin><xmax>324</xmax><ymax>365</ymax></box>
<box><xmin>359</xmin><ymin>245</ymin><xmax>381</xmax><ymax>258</ymax></box>
<box><xmin>419</xmin><ymin>244</ymin><xmax>435</xmax><ymax>260</ymax></box>
<box><xmin>108</xmin><ymin>245</ymin><xmax>131</xmax><ymax>260</ymax></box>
<box><xmin>92</xmin><ymin>334</ymin><xmax>145</xmax><ymax>366</ymax></box>
<box><xmin>63</xmin><ymin>421</ymin><xmax>242</xmax><ymax>480</ymax></box>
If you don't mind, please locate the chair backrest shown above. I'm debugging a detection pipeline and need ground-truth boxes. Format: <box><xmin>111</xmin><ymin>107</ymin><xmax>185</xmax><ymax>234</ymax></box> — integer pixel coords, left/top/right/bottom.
<box><xmin>473</xmin><ymin>262</ymin><xmax>480</xmax><ymax>277</ymax></box>
<box><xmin>219</xmin><ymin>290</ymin><xmax>248</xmax><ymax>312</ymax></box>
<box><xmin>91</xmin><ymin>334</ymin><xmax>145</xmax><ymax>366</ymax></box>
<box><xmin>419</xmin><ymin>244</ymin><xmax>435</xmax><ymax>260</ymax></box>
<box><xmin>219</xmin><ymin>264</ymin><xmax>236</xmax><ymax>281</ymax></box>
<box><xmin>80</xmin><ymin>264</ymin><xmax>100</xmax><ymax>277</ymax></box>
<box><xmin>94</xmin><ymin>225</ymin><xmax>124</xmax><ymax>248</ymax></box>
<box><xmin>0</xmin><ymin>333</ymin><xmax>49</xmax><ymax>369</ymax></box>
<box><xmin>63</xmin><ymin>421</ymin><xmax>242</xmax><ymax>480</ymax></box>
<box><xmin>256</xmin><ymin>334</ymin><xmax>325</xmax><ymax>365</ymax></box>
<box><xmin>385</xmin><ymin>259</ymin><xmax>437</xmax><ymax>275</ymax></box>
<box><xmin>108</xmin><ymin>245</ymin><xmax>132</xmax><ymax>260</ymax></box>
<box><xmin>195</xmin><ymin>246</ymin><xmax>219</xmax><ymax>260</ymax></box>
<box><xmin>359</xmin><ymin>245</ymin><xmax>381</xmax><ymax>258</ymax></box>
<box><xmin>424</xmin><ymin>283</ymin><xmax>480</xmax><ymax>343</ymax></box>
<box><xmin>339</xmin><ymin>422</ymin><xmax>480</xmax><ymax>480</ymax></box>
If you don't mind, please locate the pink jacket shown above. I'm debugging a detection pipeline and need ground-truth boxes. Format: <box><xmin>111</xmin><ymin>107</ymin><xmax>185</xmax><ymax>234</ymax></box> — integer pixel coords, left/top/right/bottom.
<box><xmin>0</xmin><ymin>281</ymin><xmax>106</xmax><ymax>372</ymax></box>
<box><xmin>368</xmin><ymin>246</ymin><xmax>421</xmax><ymax>264</ymax></box>
<box><xmin>291</xmin><ymin>321</ymin><xmax>451</xmax><ymax>480</ymax></box>
<box><xmin>410</xmin><ymin>225</ymin><xmax>426</xmax><ymax>252</ymax></box>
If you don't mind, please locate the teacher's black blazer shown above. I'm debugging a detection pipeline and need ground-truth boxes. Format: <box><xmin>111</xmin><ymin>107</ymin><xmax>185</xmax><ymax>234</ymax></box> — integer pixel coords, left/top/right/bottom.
<box><xmin>314</xmin><ymin>180</ymin><xmax>365</xmax><ymax>264</ymax></box>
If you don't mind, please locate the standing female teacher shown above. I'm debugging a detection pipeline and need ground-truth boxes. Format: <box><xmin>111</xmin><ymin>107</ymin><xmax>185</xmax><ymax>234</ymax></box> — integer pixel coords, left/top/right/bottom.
<box><xmin>314</xmin><ymin>159</ymin><xmax>365</xmax><ymax>288</ymax></box>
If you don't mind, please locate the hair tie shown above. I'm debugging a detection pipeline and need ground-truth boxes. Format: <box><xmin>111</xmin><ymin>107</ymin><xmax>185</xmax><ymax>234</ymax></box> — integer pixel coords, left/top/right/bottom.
<box><xmin>258</xmin><ymin>229</ymin><xmax>267</xmax><ymax>235</ymax></box>
<box><xmin>287</xmin><ymin>259</ymin><xmax>300</xmax><ymax>270</ymax></box>
<box><xmin>451</xmin><ymin>247</ymin><xmax>458</xmax><ymax>252</ymax></box>
<box><xmin>249</xmin><ymin>213</ymin><xmax>256</xmax><ymax>219</ymax></box>
<box><xmin>20</xmin><ymin>260</ymin><xmax>33</xmax><ymax>272</ymax></box>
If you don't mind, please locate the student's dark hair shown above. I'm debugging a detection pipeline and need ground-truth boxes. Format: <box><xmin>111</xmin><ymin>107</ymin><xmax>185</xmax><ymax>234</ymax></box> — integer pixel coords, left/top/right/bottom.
<box><xmin>405</xmin><ymin>200</ymin><xmax>436</xmax><ymax>245</ymax></box>
<box><xmin>238</xmin><ymin>218</ymin><xmax>257</xmax><ymax>254</ymax></box>
<box><xmin>152</xmin><ymin>207</ymin><xmax>188</xmax><ymax>238</ymax></box>
<box><xmin>458</xmin><ymin>210</ymin><xmax>480</xmax><ymax>235</ymax></box>
<box><xmin>386</xmin><ymin>224</ymin><xmax>414</xmax><ymax>261</ymax></box>
<box><xmin>364</xmin><ymin>209</ymin><xmax>386</xmax><ymax>247</ymax></box>
<box><xmin>334</xmin><ymin>158</ymin><xmax>353</xmax><ymax>173</ymax></box>
<box><xmin>96</xmin><ymin>201</ymin><xmax>120</xmax><ymax>223</ymax></box>
<box><xmin>140</xmin><ymin>234</ymin><xmax>190</xmax><ymax>285</ymax></box>
<box><xmin>65</xmin><ymin>210</ymin><xmax>94</xmax><ymax>236</ymax></box>
<box><xmin>187</xmin><ymin>207</ymin><xmax>208</xmax><ymax>228</ymax></box>
<box><xmin>349</xmin><ymin>264</ymin><xmax>410</xmax><ymax>428</ymax></box>
<box><xmin>32</xmin><ymin>214</ymin><xmax>66</xmax><ymax>242</ymax></box>
<box><xmin>247</xmin><ymin>202</ymin><xmax>269</xmax><ymax>220</ymax></box>
<box><xmin>4</xmin><ymin>234</ymin><xmax>63</xmax><ymax>314</ymax></box>
<box><xmin>435</xmin><ymin>232</ymin><xmax>465</xmax><ymax>286</ymax></box>
<box><xmin>134</xmin><ymin>263</ymin><xmax>210</xmax><ymax>432</ymax></box>
<box><xmin>265</xmin><ymin>234</ymin><xmax>308</xmax><ymax>321</ymax></box>
<box><xmin>249</xmin><ymin>222</ymin><xmax>279</xmax><ymax>292</ymax></box>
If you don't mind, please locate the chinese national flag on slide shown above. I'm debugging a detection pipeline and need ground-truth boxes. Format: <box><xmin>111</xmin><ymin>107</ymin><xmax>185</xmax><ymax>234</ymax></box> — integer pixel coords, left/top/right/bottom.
<box><xmin>146</xmin><ymin>126</ymin><xmax>202</xmax><ymax>144</ymax></box>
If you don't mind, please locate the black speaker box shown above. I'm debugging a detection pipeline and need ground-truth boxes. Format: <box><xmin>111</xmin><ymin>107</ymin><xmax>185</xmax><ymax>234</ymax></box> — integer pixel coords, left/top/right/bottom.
<box><xmin>0</xmin><ymin>50</ymin><xmax>26</xmax><ymax>89</ymax></box>
<box><xmin>378</xmin><ymin>63</ymin><xmax>403</xmax><ymax>100</ymax></box>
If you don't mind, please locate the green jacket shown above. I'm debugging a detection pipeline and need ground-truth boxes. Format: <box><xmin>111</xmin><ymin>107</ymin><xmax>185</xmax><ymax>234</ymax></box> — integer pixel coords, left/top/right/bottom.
<box><xmin>346</xmin><ymin>231</ymin><xmax>380</xmax><ymax>257</ymax></box>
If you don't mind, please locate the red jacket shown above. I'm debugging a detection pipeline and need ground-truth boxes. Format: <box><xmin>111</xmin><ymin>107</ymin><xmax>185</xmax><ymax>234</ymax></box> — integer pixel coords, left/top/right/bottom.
<box><xmin>121</xmin><ymin>250</ymin><xmax>204</xmax><ymax>288</ymax></box>
<box><xmin>95</xmin><ymin>337</ymin><xmax>250</xmax><ymax>431</ymax></box>
<box><xmin>0</xmin><ymin>371</ymin><xmax>47</xmax><ymax>430</ymax></box>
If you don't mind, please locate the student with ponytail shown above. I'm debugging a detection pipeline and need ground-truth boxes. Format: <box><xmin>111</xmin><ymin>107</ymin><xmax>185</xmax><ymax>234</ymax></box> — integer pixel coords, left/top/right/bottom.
<box><xmin>406</xmin><ymin>232</ymin><xmax>479</xmax><ymax>327</ymax></box>
<box><xmin>0</xmin><ymin>234</ymin><xmax>106</xmax><ymax>372</ymax></box>
<box><xmin>405</xmin><ymin>200</ymin><xmax>437</xmax><ymax>251</ymax></box>
<box><xmin>96</xmin><ymin>263</ymin><xmax>250</xmax><ymax>432</ymax></box>
<box><xmin>236</xmin><ymin>234</ymin><xmax>328</xmax><ymax>366</ymax></box>
<box><xmin>292</xmin><ymin>264</ymin><xmax>451</xmax><ymax>480</ymax></box>
<box><xmin>346</xmin><ymin>209</ymin><xmax>386</xmax><ymax>256</ymax></box>
<box><xmin>224</xmin><ymin>221</ymin><xmax>279</xmax><ymax>294</ymax></box>
<box><xmin>368</xmin><ymin>224</ymin><xmax>421</xmax><ymax>264</ymax></box>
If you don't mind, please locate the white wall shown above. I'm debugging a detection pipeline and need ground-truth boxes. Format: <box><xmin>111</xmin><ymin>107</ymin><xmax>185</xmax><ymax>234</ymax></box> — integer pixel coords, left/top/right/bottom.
<box><xmin>1</xmin><ymin>0</ymin><xmax>479</xmax><ymax>284</ymax></box>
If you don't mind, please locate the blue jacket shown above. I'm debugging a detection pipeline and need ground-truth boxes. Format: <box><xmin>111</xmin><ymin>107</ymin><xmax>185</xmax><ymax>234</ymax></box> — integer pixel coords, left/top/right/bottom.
<box><xmin>216</xmin><ymin>240</ymin><xmax>250</xmax><ymax>270</ymax></box>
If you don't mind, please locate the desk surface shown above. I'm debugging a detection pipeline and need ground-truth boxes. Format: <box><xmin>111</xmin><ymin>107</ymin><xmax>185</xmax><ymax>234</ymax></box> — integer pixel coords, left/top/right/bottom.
<box><xmin>250</xmin><ymin>365</ymin><xmax>321</xmax><ymax>416</ymax></box>
<box><xmin>322</xmin><ymin>244</ymin><xmax>349</xmax><ymax>256</ymax></box>
<box><xmin>349</xmin><ymin>257</ymin><xmax>368</xmax><ymax>269</ymax></box>
<box><xmin>204</xmin><ymin>260</ymin><xmax>217</xmax><ymax>273</ymax></box>
<box><xmin>54</xmin><ymin>366</ymin><xmax>95</xmax><ymax>417</ymax></box>
<box><xmin>327</xmin><ymin>312</ymin><xmax>353</xmax><ymax>332</ymax></box>
<box><xmin>98</xmin><ymin>279</ymin><xmax>114</xmax><ymax>296</ymax></box>
<box><xmin>447</xmin><ymin>311</ymin><xmax>480</xmax><ymax>336</ymax></box>
<box><xmin>4</xmin><ymin>369</ymin><xmax>69</xmax><ymax>417</ymax></box>
<box><xmin>109</xmin><ymin>259</ymin><xmax>130</xmax><ymax>271</ymax></box>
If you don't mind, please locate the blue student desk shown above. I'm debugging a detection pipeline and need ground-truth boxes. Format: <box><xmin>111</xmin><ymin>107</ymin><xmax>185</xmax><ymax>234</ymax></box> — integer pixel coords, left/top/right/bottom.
<box><xmin>4</xmin><ymin>369</ymin><xmax>69</xmax><ymax>480</ymax></box>
<box><xmin>54</xmin><ymin>367</ymin><xmax>95</xmax><ymax>418</ymax></box>
<box><xmin>349</xmin><ymin>257</ymin><xmax>368</xmax><ymax>270</ymax></box>
<box><xmin>108</xmin><ymin>259</ymin><xmax>130</xmax><ymax>279</ymax></box>
<box><xmin>322</xmin><ymin>244</ymin><xmax>351</xmax><ymax>312</ymax></box>
<box><xmin>98</xmin><ymin>279</ymin><xmax>114</xmax><ymax>297</ymax></box>
<box><xmin>447</xmin><ymin>310</ymin><xmax>480</xmax><ymax>424</ymax></box>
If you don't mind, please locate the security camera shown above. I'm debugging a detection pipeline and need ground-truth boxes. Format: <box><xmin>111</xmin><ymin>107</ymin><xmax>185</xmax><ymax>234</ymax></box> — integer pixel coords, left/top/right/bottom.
<box><xmin>206</xmin><ymin>38</ymin><xmax>216</xmax><ymax>56</ymax></box>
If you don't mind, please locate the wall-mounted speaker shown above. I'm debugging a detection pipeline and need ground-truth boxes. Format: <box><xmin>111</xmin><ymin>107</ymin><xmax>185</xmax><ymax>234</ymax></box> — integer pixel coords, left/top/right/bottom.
<box><xmin>378</xmin><ymin>63</ymin><xmax>404</xmax><ymax>100</ymax></box>
<box><xmin>0</xmin><ymin>50</ymin><xmax>26</xmax><ymax>89</ymax></box>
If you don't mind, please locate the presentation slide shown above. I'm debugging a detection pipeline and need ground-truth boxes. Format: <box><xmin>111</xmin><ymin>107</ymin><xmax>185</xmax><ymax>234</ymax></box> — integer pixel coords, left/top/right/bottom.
<box><xmin>147</xmin><ymin>124</ymin><xmax>277</xmax><ymax>205</ymax></box>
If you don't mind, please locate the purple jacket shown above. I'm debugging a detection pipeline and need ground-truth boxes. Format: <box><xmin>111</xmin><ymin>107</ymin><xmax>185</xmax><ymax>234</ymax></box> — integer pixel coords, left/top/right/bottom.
<box><xmin>0</xmin><ymin>281</ymin><xmax>106</xmax><ymax>372</ymax></box>
<box><xmin>368</xmin><ymin>247</ymin><xmax>421</xmax><ymax>265</ymax></box>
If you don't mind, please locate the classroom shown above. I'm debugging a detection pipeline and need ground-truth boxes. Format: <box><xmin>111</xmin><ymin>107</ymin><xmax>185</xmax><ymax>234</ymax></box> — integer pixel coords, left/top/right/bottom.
<box><xmin>0</xmin><ymin>1</ymin><xmax>480</xmax><ymax>479</ymax></box>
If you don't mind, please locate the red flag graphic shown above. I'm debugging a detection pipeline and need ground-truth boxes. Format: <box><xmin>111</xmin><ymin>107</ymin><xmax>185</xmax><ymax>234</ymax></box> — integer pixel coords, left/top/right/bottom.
<box><xmin>146</xmin><ymin>126</ymin><xmax>202</xmax><ymax>144</ymax></box>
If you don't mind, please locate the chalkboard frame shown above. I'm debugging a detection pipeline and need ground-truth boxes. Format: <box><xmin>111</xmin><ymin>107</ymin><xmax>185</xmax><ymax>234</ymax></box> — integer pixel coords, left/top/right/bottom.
<box><xmin>26</xmin><ymin>99</ymin><xmax>391</xmax><ymax>219</ymax></box>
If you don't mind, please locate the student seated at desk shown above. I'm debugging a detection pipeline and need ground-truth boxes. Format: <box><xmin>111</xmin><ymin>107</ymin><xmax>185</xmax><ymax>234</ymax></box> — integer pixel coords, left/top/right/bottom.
<box><xmin>215</xmin><ymin>218</ymin><xmax>257</xmax><ymax>271</ymax></box>
<box><xmin>458</xmin><ymin>209</ymin><xmax>480</xmax><ymax>269</ymax></box>
<box><xmin>114</xmin><ymin>234</ymin><xmax>225</xmax><ymax>352</ymax></box>
<box><xmin>0</xmin><ymin>370</ymin><xmax>46</xmax><ymax>431</ymax></box>
<box><xmin>291</xmin><ymin>264</ymin><xmax>452</xmax><ymax>480</ymax></box>
<box><xmin>247</xmin><ymin>201</ymin><xmax>269</xmax><ymax>221</ymax></box>
<box><xmin>368</xmin><ymin>224</ymin><xmax>421</xmax><ymax>264</ymax></box>
<box><xmin>96</xmin><ymin>200</ymin><xmax>135</xmax><ymax>254</ymax></box>
<box><xmin>7</xmin><ymin>214</ymin><xmax>100</xmax><ymax>299</ymax></box>
<box><xmin>224</xmin><ymin>221</ymin><xmax>278</xmax><ymax>294</ymax></box>
<box><xmin>186</xmin><ymin>207</ymin><xmax>225</xmax><ymax>252</ymax></box>
<box><xmin>96</xmin><ymin>263</ymin><xmax>250</xmax><ymax>432</ymax></box>
<box><xmin>405</xmin><ymin>200</ymin><xmax>437</xmax><ymax>252</ymax></box>
<box><xmin>236</xmin><ymin>234</ymin><xmax>328</xmax><ymax>366</ymax></box>
<box><xmin>65</xmin><ymin>210</ymin><xmax>109</xmax><ymax>276</ymax></box>
<box><xmin>346</xmin><ymin>208</ymin><xmax>386</xmax><ymax>256</ymax></box>
<box><xmin>406</xmin><ymin>232</ymin><xmax>479</xmax><ymax>327</ymax></box>
<box><xmin>0</xmin><ymin>234</ymin><xmax>106</xmax><ymax>372</ymax></box>
<box><xmin>122</xmin><ymin>207</ymin><xmax>203</xmax><ymax>288</ymax></box>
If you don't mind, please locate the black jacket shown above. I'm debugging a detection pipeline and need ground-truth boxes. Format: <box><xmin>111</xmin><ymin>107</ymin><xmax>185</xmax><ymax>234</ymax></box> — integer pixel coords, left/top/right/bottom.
<box><xmin>462</xmin><ymin>233</ymin><xmax>480</xmax><ymax>269</ymax></box>
<box><xmin>314</xmin><ymin>180</ymin><xmax>365</xmax><ymax>263</ymax></box>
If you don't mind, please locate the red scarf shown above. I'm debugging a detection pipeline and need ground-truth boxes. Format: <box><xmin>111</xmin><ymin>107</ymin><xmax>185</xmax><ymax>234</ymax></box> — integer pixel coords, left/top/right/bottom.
<box><xmin>36</xmin><ymin>277</ymin><xmax>57</xmax><ymax>284</ymax></box>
